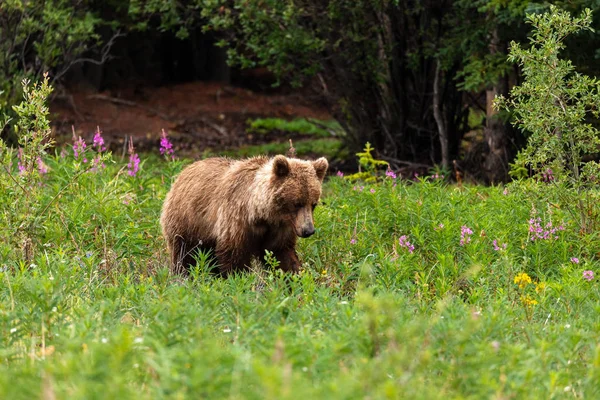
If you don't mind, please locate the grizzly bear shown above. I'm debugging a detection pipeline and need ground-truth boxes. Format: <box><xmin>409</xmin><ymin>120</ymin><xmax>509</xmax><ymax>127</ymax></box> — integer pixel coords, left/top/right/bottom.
<box><xmin>160</xmin><ymin>155</ymin><xmax>328</xmax><ymax>275</ymax></box>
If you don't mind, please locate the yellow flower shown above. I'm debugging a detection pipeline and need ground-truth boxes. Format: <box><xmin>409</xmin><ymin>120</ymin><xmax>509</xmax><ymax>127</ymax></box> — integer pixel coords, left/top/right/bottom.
<box><xmin>535</xmin><ymin>282</ymin><xmax>547</xmax><ymax>293</ymax></box>
<box><xmin>514</xmin><ymin>272</ymin><xmax>532</xmax><ymax>289</ymax></box>
<box><xmin>521</xmin><ymin>295</ymin><xmax>538</xmax><ymax>306</ymax></box>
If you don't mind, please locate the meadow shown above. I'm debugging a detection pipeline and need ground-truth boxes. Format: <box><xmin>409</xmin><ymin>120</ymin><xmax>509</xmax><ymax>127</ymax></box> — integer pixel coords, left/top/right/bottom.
<box><xmin>1</xmin><ymin>122</ymin><xmax>599</xmax><ymax>399</ymax></box>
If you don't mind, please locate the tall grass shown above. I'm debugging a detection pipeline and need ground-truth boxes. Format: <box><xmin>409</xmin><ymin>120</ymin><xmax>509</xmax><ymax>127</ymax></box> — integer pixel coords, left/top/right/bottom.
<box><xmin>0</xmin><ymin>145</ymin><xmax>599</xmax><ymax>398</ymax></box>
<box><xmin>1</xmin><ymin>77</ymin><xmax>599</xmax><ymax>399</ymax></box>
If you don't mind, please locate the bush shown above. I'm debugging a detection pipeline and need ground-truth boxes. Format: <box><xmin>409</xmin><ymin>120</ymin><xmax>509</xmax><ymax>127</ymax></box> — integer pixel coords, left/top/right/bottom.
<box><xmin>495</xmin><ymin>6</ymin><xmax>600</xmax><ymax>232</ymax></box>
<box><xmin>0</xmin><ymin>0</ymin><xmax>101</xmax><ymax>140</ymax></box>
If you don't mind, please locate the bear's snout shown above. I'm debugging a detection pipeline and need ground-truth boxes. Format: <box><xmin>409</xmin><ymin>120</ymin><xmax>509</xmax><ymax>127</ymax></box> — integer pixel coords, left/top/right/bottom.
<box><xmin>295</xmin><ymin>206</ymin><xmax>316</xmax><ymax>238</ymax></box>
<box><xmin>300</xmin><ymin>225</ymin><xmax>315</xmax><ymax>238</ymax></box>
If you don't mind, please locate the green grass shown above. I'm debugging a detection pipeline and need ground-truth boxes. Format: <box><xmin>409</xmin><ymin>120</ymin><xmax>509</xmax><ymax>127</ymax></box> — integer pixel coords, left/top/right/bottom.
<box><xmin>1</xmin><ymin>148</ymin><xmax>600</xmax><ymax>399</ymax></box>
<box><xmin>218</xmin><ymin>137</ymin><xmax>346</xmax><ymax>160</ymax></box>
<box><xmin>247</xmin><ymin>117</ymin><xmax>343</xmax><ymax>138</ymax></box>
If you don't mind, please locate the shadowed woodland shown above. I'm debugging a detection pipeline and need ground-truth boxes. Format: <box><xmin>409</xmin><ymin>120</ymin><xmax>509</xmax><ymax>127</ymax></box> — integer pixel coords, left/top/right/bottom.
<box><xmin>3</xmin><ymin>0</ymin><xmax>600</xmax><ymax>182</ymax></box>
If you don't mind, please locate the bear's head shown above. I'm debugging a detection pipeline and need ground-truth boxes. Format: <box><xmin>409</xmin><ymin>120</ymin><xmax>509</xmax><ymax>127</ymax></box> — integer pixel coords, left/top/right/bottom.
<box><xmin>270</xmin><ymin>155</ymin><xmax>328</xmax><ymax>238</ymax></box>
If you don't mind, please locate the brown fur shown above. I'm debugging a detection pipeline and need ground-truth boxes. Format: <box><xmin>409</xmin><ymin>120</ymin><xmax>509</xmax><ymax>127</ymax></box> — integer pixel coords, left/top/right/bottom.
<box><xmin>160</xmin><ymin>155</ymin><xmax>328</xmax><ymax>275</ymax></box>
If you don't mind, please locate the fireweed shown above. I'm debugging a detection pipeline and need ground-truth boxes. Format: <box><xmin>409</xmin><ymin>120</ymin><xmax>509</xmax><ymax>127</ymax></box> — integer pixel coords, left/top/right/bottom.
<box><xmin>460</xmin><ymin>226</ymin><xmax>473</xmax><ymax>246</ymax></box>
<box><xmin>398</xmin><ymin>235</ymin><xmax>415</xmax><ymax>253</ymax></box>
<box><xmin>91</xmin><ymin>126</ymin><xmax>106</xmax><ymax>171</ymax></box>
<box><xmin>127</xmin><ymin>137</ymin><xmax>140</xmax><ymax>177</ymax></box>
<box><xmin>159</xmin><ymin>128</ymin><xmax>175</xmax><ymax>160</ymax></box>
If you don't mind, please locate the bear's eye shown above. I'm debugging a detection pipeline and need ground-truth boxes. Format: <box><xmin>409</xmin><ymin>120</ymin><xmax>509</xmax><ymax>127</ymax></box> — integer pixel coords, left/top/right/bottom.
<box><xmin>294</xmin><ymin>202</ymin><xmax>304</xmax><ymax>210</ymax></box>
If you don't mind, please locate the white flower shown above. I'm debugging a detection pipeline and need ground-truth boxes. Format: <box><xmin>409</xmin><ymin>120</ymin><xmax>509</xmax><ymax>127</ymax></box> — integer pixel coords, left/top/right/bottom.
<box><xmin>101</xmin><ymin>337</ymin><xmax>108</xmax><ymax>343</ymax></box>
<box><xmin>10</xmin><ymin>328</ymin><xmax>17</xmax><ymax>333</ymax></box>
<box><xmin>223</xmin><ymin>328</ymin><xmax>232</xmax><ymax>333</ymax></box>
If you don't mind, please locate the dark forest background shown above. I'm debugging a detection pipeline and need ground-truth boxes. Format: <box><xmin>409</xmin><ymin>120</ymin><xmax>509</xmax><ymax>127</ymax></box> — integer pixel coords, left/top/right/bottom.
<box><xmin>2</xmin><ymin>0</ymin><xmax>600</xmax><ymax>183</ymax></box>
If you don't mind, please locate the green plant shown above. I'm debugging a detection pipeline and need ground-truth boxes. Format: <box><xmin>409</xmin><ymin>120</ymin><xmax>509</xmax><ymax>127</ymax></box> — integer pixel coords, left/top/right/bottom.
<box><xmin>247</xmin><ymin>118</ymin><xmax>342</xmax><ymax>138</ymax></box>
<box><xmin>495</xmin><ymin>6</ymin><xmax>600</xmax><ymax>232</ymax></box>
<box><xmin>345</xmin><ymin>142</ymin><xmax>389</xmax><ymax>182</ymax></box>
<box><xmin>0</xmin><ymin>74</ymin><xmax>55</xmax><ymax>260</ymax></box>
<box><xmin>0</xmin><ymin>1</ymin><xmax>102</xmax><ymax>132</ymax></box>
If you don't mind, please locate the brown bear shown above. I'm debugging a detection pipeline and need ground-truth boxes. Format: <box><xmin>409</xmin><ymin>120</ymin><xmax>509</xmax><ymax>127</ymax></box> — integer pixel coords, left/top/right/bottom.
<box><xmin>160</xmin><ymin>155</ymin><xmax>328</xmax><ymax>275</ymax></box>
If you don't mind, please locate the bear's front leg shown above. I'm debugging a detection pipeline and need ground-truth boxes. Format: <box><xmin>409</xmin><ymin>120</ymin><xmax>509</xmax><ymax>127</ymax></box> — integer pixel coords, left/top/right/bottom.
<box><xmin>272</xmin><ymin>248</ymin><xmax>301</xmax><ymax>273</ymax></box>
<box><xmin>215</xmin><ymin>241</ymin><xmax>253</xmax><ymax>276</ymax></box>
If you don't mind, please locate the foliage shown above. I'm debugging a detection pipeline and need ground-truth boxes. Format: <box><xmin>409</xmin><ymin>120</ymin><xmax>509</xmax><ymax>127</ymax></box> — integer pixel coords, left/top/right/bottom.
<box><xmin>0</xmin><ymin>77</ymin><xmax>599</xmax><ymax>396</ymax></box>
<box><xmin>1</xmin><ymin>140</ymin><xmax>600</xmax><ymax>396</ymax></box>
<box><xmin>0</xmin><ymin>0</ymin><xmax>101</xmax><ymax>128</ymax></box>
<box><xmin>345</xmin><ymin>142</ymin><xmax>389</xmax><ymax>182</ymax></box>
<box><xmin>495</xmin><ymin>6</ymin><xmax>600</xmax><ymax>231</ymax></box>
<box><xmin>247</xmin><ymin>118</ymin><xmax>342</xmax><ymax>138</ymax></box>
<box><xmin>215</xmin><ymin>138</ymin><xmax>345</xmax><ymax>160</ymax></box>
<box><xmin>0</xmin><ymin>74</ymin><xmax>55</xmax><ymax>259</ymax></box>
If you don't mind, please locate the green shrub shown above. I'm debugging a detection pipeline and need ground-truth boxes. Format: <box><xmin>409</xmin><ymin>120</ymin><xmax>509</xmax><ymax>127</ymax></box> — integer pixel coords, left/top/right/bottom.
<box><xmin>495</xmin><ymin>6</ymin><xmax>600</xmax><ymax>233</ymax></box>
<box><xmin>0</xmin><ymin>1</ymin><xmax>101</xmax><ymax>129</ymax></box>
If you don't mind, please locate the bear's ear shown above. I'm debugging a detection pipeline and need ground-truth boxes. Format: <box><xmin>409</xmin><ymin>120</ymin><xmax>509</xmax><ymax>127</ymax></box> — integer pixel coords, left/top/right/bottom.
<box><xmin>273</xmin><ymin>155</ymin><xmax>290</xmax><ymax>177</ymax></box>
<box><xmin>312</xmin><ymin>157</ymin><xmax>329</xmax><ymax>182</ymax></box>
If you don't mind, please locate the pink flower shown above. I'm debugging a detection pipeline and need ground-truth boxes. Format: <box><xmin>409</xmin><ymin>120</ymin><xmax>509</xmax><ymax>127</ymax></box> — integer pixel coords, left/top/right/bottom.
<box><xmin>385</xmin><ymin>168</ymin><xmax>397</xmax><ymax>179</ymax></box>
<box><xmin>127</xmin><ymin>138</ymin><xmax>140</xmax><ymax>177</ymax></box>
<box><xmin>37</xmin><ymin>157</ymin><xmax>48</xmax><ymax>175</ymax></box>
<box><xmin>92</xmin><ymin>126</ymin><xmax>106</xmax><ymax>152</ymax></box>
<box><xmin>72</xmin><ymin>133</ymin><xmax>87</xmax><ymax>163</ymax></box>
<box><xmin>460</xmin><ymin>226</ymin><xmax>473</xmax><ymax>246</ymax></box>
<box><xmin>337</xmin><ymin>171</ymin><xmax>344</xmax><ymax>178</ymax></box>
<box><xmin>350</xmin><ymin>238</ymin><xmax>356</xmax><ymax>245</ymax></box>
<box><xmin>17</xmin><ymin>148</ymin><xmax>26</xmax><ymax>175</ymax></box>
<box><xmin>583</xmin><ymin>270</ymin><xmax>594</xmax><ymax>281</ymax></box>
<box><xmin>571</xmin><ymin>257</ymin><xmax>580</xmax><ymax>264</ymax></box>
<box><xmin>492</xmin><ymin>239</ymin><xmax>507</xmax><ymax>251</ymax></box>
<box><xmin>398</xmin><ymin>235</ymin><xmax>415</xmax><ymax>253</ymax></box>
<box><xmin>91</xmin><ymin>155</ymin><xmax>105</xmax><ymax>172</ymax></box>
<box><xmin>159</xmin><ymin>129</ymin><xmax>175</xmax><ymax>159</ymax></box>
<box><xmin>541</xmin><ymin>168</ymin><xmax>554</xmax><ymax>183</ymax></box>
<box><xmin>370</xmin><ymin>188</ymin><xmax>376</xmax><ymax>193</ymax></box>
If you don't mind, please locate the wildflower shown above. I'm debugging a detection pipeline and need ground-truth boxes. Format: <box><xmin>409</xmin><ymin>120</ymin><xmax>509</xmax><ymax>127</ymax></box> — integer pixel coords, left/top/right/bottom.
<box><xmin>535</xmin><ymin>282</ymin><xmax>546</xmax><ymax>293</ymax></box>
<box><xmin>502</xmin><ymin>187</ymin><xmax>508</xmax><ymax>196</ymax></box>
<box><xmin>398</xmin><ymin>235</ymin><xmax>415</xmax><ymax>253</ymax></box>
<box><xmin>59</xmin><ymin>148</ymin><xmax>68</xmax><ymax>159</ymax></box>
<box><xmin>492</xmin><ymin>239</ymin><xmax>507</xmax><ymax>252</ymax></box>
<box><xmin>36</xmin><ymin>157</ymin><xmax>48</xmax><ymax>175</ymax></box>
<box><xmin>583</xmin><ymin>270</ymin><xmax>594</xmax><ymax>281</ymax></box>
<box><xmin>528</xmin><ymin>216</ymin><xmax>563</xmax><ymax>241</ymax></box>
<box><xmin>73</xmin><ymin>134</ymin><xmax>87</xmax><ymax>162</ymax></box>
<box><xmin>370</xmin><ymin>188</ymin><xmax>376</xmax><ymax>193</ymax></box>
<box><xmin>17</xmin><ymin>148</ymin><xmax>26</xmax><ymax>174</ymax></box>
<box><xmin>159</xmin><ymin>128</ymin><xmax>175</xmax><ymax>159</ymax></box>
<box><xmin>385</xmin><ymin>168</ymin><xmax>397</xmax><ymax>179</ymax></box>
<box><xmin>91</xmin><ymin>155</ymin><xmax>105</xmax><ymax>172</ymax></box>
<box><xmin>521</xmin><ymin>295</ymin><xmax>538</xmax><ymax>306</ymax></box>
<box><xmin>127</xmin><ymin>137</ymin><xmax>140</xmax><ymax>177</ymax></box>
<box><xmin>350</xmin><ymin>238</ymin><xmax>356</xmax><ymax>245</ymax></box>
<box><xmin>92</xmin><ymin>126</ymin><xmax>106</xmax><ymax>152</ymax></box>
<box><xmin>514</xmin><ymin>272</ymin><xmax>532</xmax><ymax>289</ymax></box>
<box><xmin>541</xmin><ymin>168</ymin><xmax>554</xmax><ymax>183</ymax></box>
<box><xmin>336</xmin><ymin>170</ymin><xmax>344</xmax><ymax>178</ymax></box>
<box><xmin>460</xmin><ymin>225</ymin><xmax>473</xmax><ymax>246</ymax></box>
<box><xmin>570</xmin><ymin>257</ymin><xmax>579</xmax><ymax>264</ymax></box>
